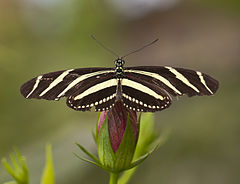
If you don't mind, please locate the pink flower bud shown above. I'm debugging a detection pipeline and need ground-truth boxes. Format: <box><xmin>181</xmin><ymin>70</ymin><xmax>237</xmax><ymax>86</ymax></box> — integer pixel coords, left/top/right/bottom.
<box><xmin>108</xmin><ymin>101</ymin><xmax>138</xmax><ymax>152</ymax></box>
<box><xmin>97</xmin><ymin>100</ymin><xmax>139</xmax><ymax>171</ymax></box>
<box><xmin>97</xmin><ymin>101</ymin><xmax>138</xmax><ymax>152</ymax></box>
<box><xmin>97</xmin><ymin>111</ymin><xmax>107</xmax><ymax>136</ymax></box>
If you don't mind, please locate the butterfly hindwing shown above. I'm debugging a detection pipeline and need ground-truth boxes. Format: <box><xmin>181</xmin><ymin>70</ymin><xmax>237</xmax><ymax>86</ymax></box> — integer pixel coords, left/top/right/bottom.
<box><xmin>66</xmin><ymin>79</ymin><xmax>117</xmax><ymax>111</ymax></box>
<box><xmin>120</xmin><ymin>78</ymin><xmax>172</xmax><ymax>112</ymax></box>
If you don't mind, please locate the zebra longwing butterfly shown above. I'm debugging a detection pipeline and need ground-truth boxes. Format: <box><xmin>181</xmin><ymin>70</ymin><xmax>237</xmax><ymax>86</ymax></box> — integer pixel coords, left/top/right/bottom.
<box><xmin>20</xmin><ymin>58</ymin><xmax>219</xmax><ymax>112</ymax></box>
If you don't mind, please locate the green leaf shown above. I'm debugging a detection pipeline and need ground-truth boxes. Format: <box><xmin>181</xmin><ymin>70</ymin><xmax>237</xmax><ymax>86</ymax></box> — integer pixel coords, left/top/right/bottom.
<box><xmin>73</xmin><ymin>153</ymin><xmax>103</xmax><ymax>168</ymax></box>
<box><xmin>97</xmin><ymin>114</ymin><xmax>116</xmax><ymax>169</ymax></box>
<box><xmin>91</xmin><ymin>129</ymin><xmax>97</xmax><ymax>144</ymax></box>
<box><xmin>114</xmin><ymin>115</ymin><xmax>136</xmax><ymax>172</ymax></box>
<box><xmin>118</xmin><ymin>144</ymin><xmax>159</xmax><ymax>184</ymax></box>
<box><xmin>125</xmin><ymin>140</ymin><xmax>160</xmax><ymax>171</ymax></box>
<box><xmin>75</xmin><ymin>143</ymin><xmax>100</xmax><ymax>163</ymax></box>
<box><xmin>127</xmin><ymin>153</ymin><xmax>149</xmax><ymax>170</ymax></box>
<box><xmin>118</xmin><ymin>113</ymin><xmax>171</xmax><ymax>184</ymax></box>
<box><xmin>14</xmin><ymin>150</ymin><xmax>28</xmax><ymax>179</ymax></box>
<box><xmin>73</xmin><ymin>152</ymin><xmax>116</xmax><ymax>172</ymax></box>
<box><xmin>41</xmin><ymin>144</ymin><xmax>55</xmax><ymax>184</ymax></box>
<box><xmin>2</xmin><ymin>158</ymin><xmax>19</xmax><ymax>183</ymax></box>
<box><xmin>1</xmin><ymin>149</ymin><xmax>29</xmax><ymax>184</ymax></box>
<box><xmin>10</xmin><ymin>154</ymin><xmax>20</xmax><ymax>174</ymax></box>
<box><xmin>135</xmin><ymin>113</ymin><xmax>157</xmax><ymax>157</ymax></box>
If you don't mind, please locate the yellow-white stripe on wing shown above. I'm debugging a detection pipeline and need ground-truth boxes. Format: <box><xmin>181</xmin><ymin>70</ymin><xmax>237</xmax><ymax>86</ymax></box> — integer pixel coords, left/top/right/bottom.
<box><xmin>67</xmin><ymin>78</ymin><xmax>118</xmax><ymax>111</ymax></box>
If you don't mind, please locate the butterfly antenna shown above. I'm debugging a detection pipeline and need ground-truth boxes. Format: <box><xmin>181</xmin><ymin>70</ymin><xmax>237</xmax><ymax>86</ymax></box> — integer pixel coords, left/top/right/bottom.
<box><xmin>90</xmin><ymin>35</ymin><xmax>119</xmax><ymax>58</ymax></box>
<box><xmin>122</xmin><ymin>38</ymin><xmax>159</xmax><ymax>59</ymax></box>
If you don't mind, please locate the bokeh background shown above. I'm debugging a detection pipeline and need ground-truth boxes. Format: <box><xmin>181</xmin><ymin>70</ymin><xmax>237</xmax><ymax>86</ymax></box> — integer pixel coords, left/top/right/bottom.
<box><xmin>0</xmin><ymin>0</ymin><xmax>240</xmax><ymax>183</ymax></box>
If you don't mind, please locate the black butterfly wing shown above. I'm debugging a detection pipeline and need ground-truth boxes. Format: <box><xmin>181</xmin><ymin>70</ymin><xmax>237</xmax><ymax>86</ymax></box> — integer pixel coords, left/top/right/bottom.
<box><xmin>120</xmin><ymin>77</ymin><xmax>172</xmax><ymax>112</ymax></box>
<box><xmin>20</xmin><ymin>67</ymin><xmax>116</xmax><ymax>111</ymax></box>
<box><xmin>124</xmin><ymin>66</ymin><xmax>219</xmax><ymax>97</ymax></box>
<box><xmin>66</xmin><ymin>77</ymin><xmax>118</xmax><ymax>111</ymax></box>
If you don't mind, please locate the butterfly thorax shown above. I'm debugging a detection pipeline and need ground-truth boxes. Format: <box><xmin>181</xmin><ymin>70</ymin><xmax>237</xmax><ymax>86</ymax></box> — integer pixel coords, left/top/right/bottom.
<box><xmin>115</xmin><ymin>58</ymin><xmax>125</xmax><ymax>79</ymax></box>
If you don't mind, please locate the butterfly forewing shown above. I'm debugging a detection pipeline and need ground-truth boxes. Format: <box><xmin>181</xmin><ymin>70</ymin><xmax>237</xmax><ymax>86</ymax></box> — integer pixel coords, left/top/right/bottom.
<box><xmin>20</xmin><ymin>67</ymin><xmax>115</xmax><ymax>101</ymax></box>
<box><xmin>124</xmin><ymin>66</ymin><xmax>219</xmax><ymax>97</ymax></box>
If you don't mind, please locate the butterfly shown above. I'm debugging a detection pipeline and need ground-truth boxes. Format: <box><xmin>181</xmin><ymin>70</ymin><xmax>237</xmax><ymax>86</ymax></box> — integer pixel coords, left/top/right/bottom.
<box><xmin>20</xmin><ymin>37</ymin><xmax>219</xmax><ymax>112</ymax></box>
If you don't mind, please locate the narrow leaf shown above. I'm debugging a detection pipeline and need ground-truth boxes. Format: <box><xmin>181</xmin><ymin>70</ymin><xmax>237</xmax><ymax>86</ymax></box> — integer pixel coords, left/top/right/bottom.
<box><xmin>41</xmin><ymin>144</ymin><xmax>55</xmax><ymax>184</ymax></box>
<box><xmin>15</xmin><ymin>150</ymin><xmax>28</xmax><ymax>174</ymax></box>
<box><xmin>10</xmin><ymin>154</ymin><xmax>20</xmax><ymax>173</ymax></box>
<box><xmin>75</xmin><ymin>143</ymin><xmax>100</xmax><ymax>163</ymax></box>
<box><xmin>127</xmin><ymin>152</ymin><xmax>150</xmax><ymax>170</ymax></box>
<box><xmin>97</xmin><ymin>115</ymin><xmax>116</xmax><ymax>168</ymax></box>
<box><xmin>73</xmin><ymin>153</ymin><xmax>105</xmax><ymax>170</ymax></box>
<box><xmin>114</xmin><ymin>115</ymin><xmax>136</xmax><ymax>171</ymax></box>
<box><xmin>2</xmin><ymin>149</ymin><xmax>29</xmax><ymax>184</ymax></box>
<box><xmin>91</xmin><ymin>129</ymin><xmax>97</xmax><ymax>144</ymax></box>
<box><xmin>2</xmin><ymin>159</ymin><xmax>19</xmax><ymax>182</ymax></box>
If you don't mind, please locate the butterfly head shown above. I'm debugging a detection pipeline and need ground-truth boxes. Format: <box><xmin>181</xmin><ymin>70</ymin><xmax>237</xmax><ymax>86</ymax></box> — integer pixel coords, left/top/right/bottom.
<box><xmin>115</xmin><ymin>58</ymin><xmax>125</xmax><ymax>67</ymax></box>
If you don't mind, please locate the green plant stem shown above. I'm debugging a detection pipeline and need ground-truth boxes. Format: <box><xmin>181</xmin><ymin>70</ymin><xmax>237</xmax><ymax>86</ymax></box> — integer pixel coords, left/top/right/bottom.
<box><xmin>118</xmin><ymin>167</ymin><xmax>137</xmax><ymax>184</ymax></box>
<box><xmin>109</xmin><ymin>172</ymin><xmax>119</xmax><ymax>184</ymax></box>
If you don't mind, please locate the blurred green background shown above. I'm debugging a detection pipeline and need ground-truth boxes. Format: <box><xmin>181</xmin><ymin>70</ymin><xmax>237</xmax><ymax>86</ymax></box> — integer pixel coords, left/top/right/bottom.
<box><xmin>0</xmin><ymin>0</ymin><xmax>239</xmax><ymax>183</ymax></box>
